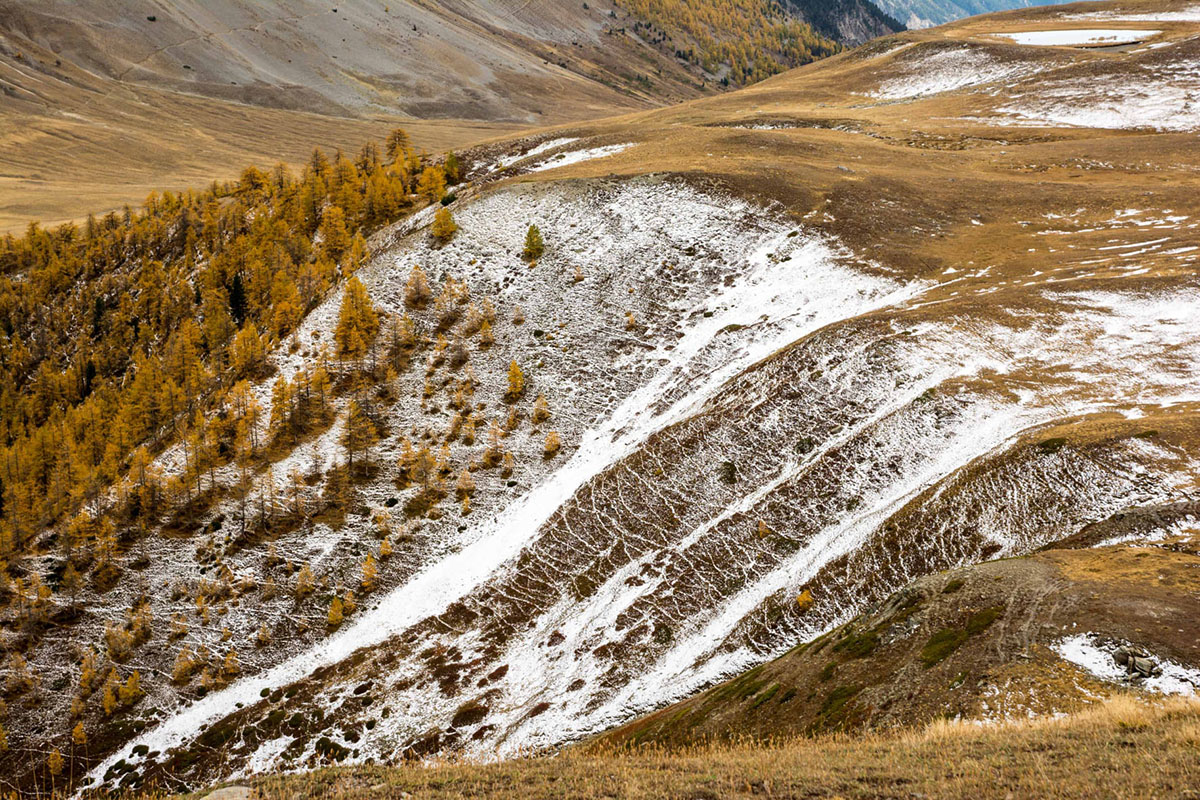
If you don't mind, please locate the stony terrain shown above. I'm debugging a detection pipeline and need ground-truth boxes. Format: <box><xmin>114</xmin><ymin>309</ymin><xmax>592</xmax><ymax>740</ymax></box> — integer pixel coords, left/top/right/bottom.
<box><xmin>1</xmin><ymin>1</ymin><xmax>1199</xmax><ymax>796</ymax></box>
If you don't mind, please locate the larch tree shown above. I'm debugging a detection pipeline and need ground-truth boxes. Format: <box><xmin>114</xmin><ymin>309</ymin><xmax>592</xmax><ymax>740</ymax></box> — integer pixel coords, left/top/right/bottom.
<box><xmin>334</xmin><ymin>276</ymin><xmax>380</xmax><ymax>360</ymax></box>
<box><xmin>417</xmin><ymin>166</ymin><xmax>446</xmax><ymax>203</ymax></box>
<box><xmin>532</xmin><ymin>394</ymin><xmax>551</xmax><ymax>424</ymax></box>
<box><xmin>505</xmin><ymin>360</ymin><xmax>526</xmax><ymax>402</ymax></box>
<box><xmin>318</xmin><ymin>205</ymin><xmax>352</xmax><ymax>264</ymax></box>
<box><xmin>405</xmin><ymin>265</ymin><xmax>433</xmax><ymax>308</ymax></box>
<box><xmin>342</xmin><ymin>400</ymin><xmax>379</xmax><ymax>472</ymax></box>
<box><xmin>327</xmin><ymin>596</ymin><xmax>344</xmax><ymax>628</ymax></box>
<box><xmin>361</xmin><ymin>552</ymin><xmax>378</xmax><ymax>592</ymax></box>
<box><xmin>432</xmin><ymin>208</ymin><xmax>458</xmax><ymax>243</ymax></box>
<box><xmin>385</xmin><ymin>128</ymin><xmax>412</xmax><ymax>163</ymax></box>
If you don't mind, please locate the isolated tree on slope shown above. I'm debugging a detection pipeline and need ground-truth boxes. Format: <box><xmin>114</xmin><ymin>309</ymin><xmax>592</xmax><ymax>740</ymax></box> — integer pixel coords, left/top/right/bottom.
<box><xmin>432</xmin><ymin>207</ymin><xmax>459</xmax><ymax>243</ymax></box>
<box><xmin>506</xmin><ymin>359</ymin><xmax>526</xmax><ymax>402</ymax></box>
<box><xmin>523</xmin><ymin>224</ymin><xmax>545</xmax><ymax>261</ymax></box>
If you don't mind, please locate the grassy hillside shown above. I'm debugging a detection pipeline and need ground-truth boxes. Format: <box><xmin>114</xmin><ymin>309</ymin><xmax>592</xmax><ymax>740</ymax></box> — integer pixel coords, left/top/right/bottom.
<box><xmin>602</xmin><ymin>530</ymin><xmax>1200</xmax><ymax>745</ymax></box>
<box><xmin>171</xmin><ymin>696</ymin><xmax>1200</xmax><ymax>799</ymax></box>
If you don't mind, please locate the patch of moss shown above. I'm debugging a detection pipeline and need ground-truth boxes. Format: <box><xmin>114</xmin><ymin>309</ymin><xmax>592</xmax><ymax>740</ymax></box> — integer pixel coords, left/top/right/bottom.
<box><xmin>833</xmin><ymin>630</ymin><xmax>879</xmax><ymax>659</ymax></box>
<box><xmin>966</xmin><ymin>605</ymin><xmax>1004</xmax><ymax>635</ymax></box>
<box><xmin>942</xmin><ymin>579</ymin><xmax>964</xmax><ymax>594</ymax></box>
<box><xmin>818</xmin><ymin>662</ymin><xmax>837</xmax><ymax>682</ymax></box>
<box><xmin>749</xmin><ymin>683</ymin><xmax>780</xmax><ymax>709</ymax></box>
<box><xmin>921</xmin><ymin>628</ymin><xmax>967</xmax><ymax>668</ymax></box>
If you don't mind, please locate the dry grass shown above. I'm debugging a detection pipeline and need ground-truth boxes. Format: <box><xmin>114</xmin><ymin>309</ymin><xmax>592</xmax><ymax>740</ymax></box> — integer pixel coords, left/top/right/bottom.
<box><xmin>146</xmin><ymin>696</ymin><xmax>1200</xmax><ymax>800</ymax></box>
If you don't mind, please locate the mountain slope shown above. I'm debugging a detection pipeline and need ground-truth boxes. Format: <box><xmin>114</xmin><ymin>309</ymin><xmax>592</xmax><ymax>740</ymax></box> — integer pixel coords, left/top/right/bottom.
<box><xmin>1</xmin><ymin>0</ymin><xmax>1199</xmax><ymax>795</ymax></box>
<box><xmin>878</xmin><ymin>0</ymin><xmax>1077</xmax><ymax>29</ymax></box>
<box><xmin>784</xmin><ymin>0</ymin><xmax>906</xmax><ymax>43</ymax></box>
<box><xmin>0</xmin><ymin>0</ymin><xmax>877</xmax><ymax>233</ymax></box>
<box><xmin>603</xmin><ymin>530</ymin><xmax>1200</xmax><ymax>745</ymax></box>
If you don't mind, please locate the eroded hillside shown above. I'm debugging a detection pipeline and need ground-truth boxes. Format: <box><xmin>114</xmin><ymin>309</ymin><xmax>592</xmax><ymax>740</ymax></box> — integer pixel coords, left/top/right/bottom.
<box><xmin>1</xmin><ymin>0</ymin><xmax>1199</xmax><ymax>795</ymax></box>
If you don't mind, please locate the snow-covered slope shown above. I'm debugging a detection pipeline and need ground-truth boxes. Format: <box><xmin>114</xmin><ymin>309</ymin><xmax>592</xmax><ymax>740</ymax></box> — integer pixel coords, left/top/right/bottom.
<box><xmin>7</xmin><ymin>3</ymin><xmax>1200</xmax><ymax>795</ymax></box>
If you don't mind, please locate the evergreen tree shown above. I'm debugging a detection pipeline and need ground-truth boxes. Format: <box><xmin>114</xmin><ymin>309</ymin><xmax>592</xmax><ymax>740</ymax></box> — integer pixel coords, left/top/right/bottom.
<box><xmin>523</xmin><ymin>224</ymin><xmax>545</xmax><ymax>261</ymax></box>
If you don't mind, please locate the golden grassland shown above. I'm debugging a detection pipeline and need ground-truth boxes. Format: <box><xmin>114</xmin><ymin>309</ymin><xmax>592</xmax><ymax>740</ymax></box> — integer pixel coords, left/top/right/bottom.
<box><xmin>151</xmin><ymin>695</ymin><xmax>1200</xmax><ymax>800</ymax></box>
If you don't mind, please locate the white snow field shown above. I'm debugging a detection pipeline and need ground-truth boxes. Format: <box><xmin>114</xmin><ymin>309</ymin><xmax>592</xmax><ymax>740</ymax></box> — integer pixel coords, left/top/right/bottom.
<box><xmin>997</xmin><ymin>28</ymin><xmax>1161</xmax><ymax>46</ymax></box>
<box><xmin>528</xmin><ymin>143</ymin><xmax>636</xmax><ymax>172</ymax></box>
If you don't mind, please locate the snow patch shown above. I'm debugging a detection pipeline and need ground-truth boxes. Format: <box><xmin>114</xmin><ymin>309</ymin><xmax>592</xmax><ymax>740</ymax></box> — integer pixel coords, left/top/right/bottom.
<box><xmin>527</xmin><ymin>143</ymin><xmax>635</xmax><ymax>172</ymax></box>
<box><xmin>991</xmin><ymin>60</ymin><xmax>1200</xmax><ymax>131</ymax></box>
<box><xmin>869</xmin><ymin>46</ymin><xmax>1044</xmax><ymax>100</ymax></box>
<box><xmin>1054</xmin><ymin>634</ymin><xmax>1200</xmax><ymax>695</ymax></box>
<box><xmin>996</xmin><ymin>29</ymin><xmax>1160</xmax><ymax>47</ymax></box>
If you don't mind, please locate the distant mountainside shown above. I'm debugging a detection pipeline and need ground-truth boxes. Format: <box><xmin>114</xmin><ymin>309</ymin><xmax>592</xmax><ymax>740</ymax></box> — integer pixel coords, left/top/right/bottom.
<box><xmin>0</xmin><ymin>0</ymin><xmax>896</xmax><ymax>233</ymax></box>
<box><xmin>783</xmin><ymin>0</ymin><xmax>906</xmax><ymax>43</ymax></box>
<box><xmin>876</xmin><ymin>0</ymin><xmax>1076</xmax><ymax>28</ymax></box>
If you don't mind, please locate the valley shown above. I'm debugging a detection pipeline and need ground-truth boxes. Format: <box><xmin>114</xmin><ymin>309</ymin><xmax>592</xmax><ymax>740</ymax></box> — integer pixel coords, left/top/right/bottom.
<box><xmin>0</xmin><ymin>0</ymin><xmax>1199</xmax><ymax>797</ymax></box>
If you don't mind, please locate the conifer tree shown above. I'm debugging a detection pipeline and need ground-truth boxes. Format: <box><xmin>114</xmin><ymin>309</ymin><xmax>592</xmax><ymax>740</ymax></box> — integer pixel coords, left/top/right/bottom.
<box><xmin>48</xmin><ymin>748</ymin><xmax>64</xmax><ymax>777</ymax></box>
<box><xmin>417</xmin><ymin>166</ymin><xmax>446</xmax><ymax>203</ymax></box>
<box><xmin>222</xmin><ymin>649</ymin><xmax>240</xmax><ymax>677</ymax></box>
<box><xmin>432</xmin><ymin>208</ymin><xmax>458</xmax><ymax>243</ymax></box>
<box><xmin>295</xmin><ymin>563</ymin><xmax>315</xmax><ymax>597</ymax></box>
<box><xmin>405</xmin><ymin>265</ymin><xmax>433</xmax><ymax>308</ymax></box>
<box><xmin>532</xmin><ymin>394</ymin><xmax>551</xmax><ymax>424</ymax></box>
<box><xmin>343</xmin><ymin>400</ymin><xmax>379</xmax><ymax>471</ymax></box>
<box><xmin>444</xmin><ymin>152</ymin><xmax>462</xmax><ymax>184</ymax></box>
<box><xmin>455</xmin><ymin>468</ymin><xmax>476</xmax><ymax>501</ymax></box>
<box><xmin>385</xmin><ymin>128</ymin><xmax>412</xmax><ymax>163</ymax></box>
<box><xmin>119</xmin><ymin>671</ymin><xmax>143</xmax><ymax>705</ymax></box>
<box><xmin>318</xmin><ymin>206</ymin><xmax>352</xmax><ymax>263</ymax></box>
<box><xmin>544</xmin><ymin>431</ymin><xmax>562</xmax><ymax>458</ymax></box>
<box><xmin>327</xmin><ymin>595</ymin><xmax>344</xmax><ymax>628</ymax></box>
<box><xmin>523</xmin><ymin>225</ymin><xmax>545</xmax><ymax>261</ymax></box>
<box><xmin>72</xmin><ymin>721</ymin><xmax>87</xmax><ymax>746</ymax></box>
<box><xmin>335</xmin><ymin>276</ymin><xmax>380</xmax><ymax>360</ymax></box>
<box><xmin>361</xmin><ymin>552</ymin><xmax>378</xmax><ymax>592</ymax></box>
<box><xmin>506</xmin><ymin>360</ymin><xmax>526</xmax><ymax>402</ymax></box>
